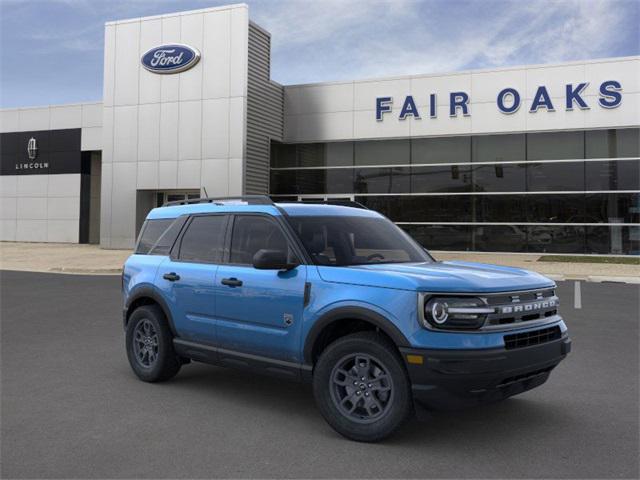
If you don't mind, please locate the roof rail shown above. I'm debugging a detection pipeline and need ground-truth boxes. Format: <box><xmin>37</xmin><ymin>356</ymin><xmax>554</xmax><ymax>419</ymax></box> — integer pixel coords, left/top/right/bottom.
<box><xmin>163</xmin><ymin>195</ymin><xmax>275</xmax><ymax>207</ymax></box>
<box><xmin>287</xmin><ymin>199</ymin><xmax>370</xmax><ymax>210</ymax></box>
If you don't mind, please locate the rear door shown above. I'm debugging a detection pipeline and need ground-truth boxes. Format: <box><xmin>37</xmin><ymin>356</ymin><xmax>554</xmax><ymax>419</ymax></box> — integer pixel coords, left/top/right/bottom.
<box><xmin>157</xmin><ymin>214</ymin><xmax>228</xmax><ymax>344</ymax></box>
<box><xmin>214</xmin><ymin>214</ymin><xmax>307</xmax><ymax>362</ymax></box>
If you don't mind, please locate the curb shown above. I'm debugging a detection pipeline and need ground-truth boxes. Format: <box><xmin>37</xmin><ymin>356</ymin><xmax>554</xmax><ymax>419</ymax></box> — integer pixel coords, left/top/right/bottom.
<box><xmin>48</xmin><ymin>267</ymin><xmax>123</xmax><ymax>275</ymax></box>
<box><xmin>545</xmin><ymin>274</ymin><xmax>640</xmax><ymax>284</ymax></box>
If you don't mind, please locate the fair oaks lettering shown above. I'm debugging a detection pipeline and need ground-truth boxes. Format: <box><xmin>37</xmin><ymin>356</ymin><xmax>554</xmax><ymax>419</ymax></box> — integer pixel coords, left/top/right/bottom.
<box><xmin>376</xmin><ymin>80</ymin><xmax>623</xmax><ymax>121</ymax></box>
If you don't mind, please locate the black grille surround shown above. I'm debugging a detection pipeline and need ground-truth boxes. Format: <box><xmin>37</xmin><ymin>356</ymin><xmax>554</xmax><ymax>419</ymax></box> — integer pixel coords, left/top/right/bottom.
<box><xmin>504</xmin><ymin>326</ymin><xmax>562</xmax><ymax>350</ymax></box>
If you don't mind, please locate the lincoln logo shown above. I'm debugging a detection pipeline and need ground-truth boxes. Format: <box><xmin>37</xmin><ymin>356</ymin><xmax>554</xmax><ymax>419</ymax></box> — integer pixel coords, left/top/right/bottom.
<box><xmin>16</xmin><ymin>136</ymin><xmax>48</xmax><ymax>171</ymax></box>
<box><xmin>27</xmin><ymin>137</ymin><xmax>37</xmax><ymax>160</ymax></box>
<box><xmin>141</xmin><ymin>44</ymin><xmax>200</xmax><ymax>74</ymax></box>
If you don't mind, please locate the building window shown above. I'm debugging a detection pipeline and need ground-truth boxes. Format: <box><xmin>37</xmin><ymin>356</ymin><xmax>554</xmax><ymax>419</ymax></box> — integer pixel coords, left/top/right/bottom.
<box><xmin>527</xmin><ymin>131</ymin><xmax>584</xmax><ymax>160</ymax></box>
<box><xmin>585</xmin><ymin>128</ymin><xmax>640</xmax><ymax>158</ymax></box>
<box><xmin>411</xmin><ymin>165</ymin><xmax>473</xmax><ymax>193</ymax></box>
<box><xmin>585</xmin><ymin>160</ymin><xmax>640</xmax><ymax>191</ymax></box>
<box><xmin>270</xmin><ymin>128</ymin><xmax>640</xmax><ymax>254</ymax></box>
<box><xmin>354</xmin><ymin>167</ymin><xmax>410</xmax><ymax>194</ymax></box>
<box><xmin>471</xmin><ymin>163</ymin><xmax>526</xmax><ymax>192</ymax></box>
<box><xmin>527</xmin><ymin>161</ymin><xmax>585</xmax><ymax>191</ymax></box>
<box><xmin>412</xmin><ymin>136</ymin><xmax>470</xmax><ymax>164</ymax></box>
<box><xmin>355</xmin><ymin>139</ymin><xmax>409</xmax><ymax>166</ymax></box>
<box><xmin>472</xmin><ymin>134</ymin><xmax>525</xmax><ymax>163</ymax></box>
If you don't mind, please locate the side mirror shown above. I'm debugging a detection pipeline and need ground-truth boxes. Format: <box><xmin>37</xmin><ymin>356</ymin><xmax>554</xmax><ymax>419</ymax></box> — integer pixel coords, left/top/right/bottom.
<box><xmin>252</xmin><ymin>249</ymin><xmax>298</xmax><ymax>271</ymax></box>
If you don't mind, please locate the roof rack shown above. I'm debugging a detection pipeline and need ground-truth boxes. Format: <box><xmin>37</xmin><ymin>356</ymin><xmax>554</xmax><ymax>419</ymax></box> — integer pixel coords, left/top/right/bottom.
<box><xmin>288</xmin><ymin>199</ymin><xmax>370</xmax><ymax>210</ymax></box>
<box><xmin>163</xmin><ymin>195</ymin><xmax>275</xmax><ymax>207</ymax></box>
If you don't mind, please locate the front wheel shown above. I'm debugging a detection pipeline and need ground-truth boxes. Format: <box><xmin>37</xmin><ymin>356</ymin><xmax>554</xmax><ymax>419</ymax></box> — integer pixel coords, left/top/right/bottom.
<box><xmin>313</xmin><ymin>332</ymin><xmax>413</xmax><ymax>442</ymax></box>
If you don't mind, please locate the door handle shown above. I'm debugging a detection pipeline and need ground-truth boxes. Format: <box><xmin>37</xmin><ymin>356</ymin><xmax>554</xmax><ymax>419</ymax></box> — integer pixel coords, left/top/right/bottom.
<box><xmin>163</xmin><ymin>272</ymin><xmax>180</xmax><ymax>282</ymax></box>
<box><xmin>221</xmin><ymin>277</ymin><xmax>243</xmax><ymax>287</ymax></box>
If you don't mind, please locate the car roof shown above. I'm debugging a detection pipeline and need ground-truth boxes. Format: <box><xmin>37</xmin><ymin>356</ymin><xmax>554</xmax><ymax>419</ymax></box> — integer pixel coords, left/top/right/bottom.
<box><xmin>145</xmin><ymin>201</ymin><xmax>381</xmax><ymax>220</ymax></box>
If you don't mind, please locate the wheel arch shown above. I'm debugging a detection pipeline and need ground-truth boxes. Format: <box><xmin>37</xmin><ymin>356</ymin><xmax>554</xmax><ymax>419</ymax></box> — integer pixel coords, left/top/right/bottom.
<box><xmin>303</xmin><ymin>306</ymin><xmax>411</xmax><ymax>365</ymax></box>
<box><xmin>125</xmin><ymin>286</ymin><xmax>177</xmax><ymax>336</ymax></box>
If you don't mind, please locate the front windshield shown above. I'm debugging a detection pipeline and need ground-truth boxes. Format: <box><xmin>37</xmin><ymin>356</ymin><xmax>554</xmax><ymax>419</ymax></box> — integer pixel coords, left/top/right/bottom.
<box><xmin>288</xmin><ymin>215</ymin><xmax>432</xmax><ymax>266</ymax></box>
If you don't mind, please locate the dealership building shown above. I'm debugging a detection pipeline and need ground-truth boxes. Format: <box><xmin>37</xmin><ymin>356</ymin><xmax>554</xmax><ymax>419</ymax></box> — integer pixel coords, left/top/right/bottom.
<box><xmin>1</xmin><ymin>3</ymin><xmax>638</xmax><ymax>254</ymax></box>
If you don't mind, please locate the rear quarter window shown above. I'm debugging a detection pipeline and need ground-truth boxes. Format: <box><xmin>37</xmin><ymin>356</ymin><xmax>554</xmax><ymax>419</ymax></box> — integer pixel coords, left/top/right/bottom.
<box><xmin>135</xmin><ymin>217</ymin><xmax>185</xmax><ymax>255</ymax></box>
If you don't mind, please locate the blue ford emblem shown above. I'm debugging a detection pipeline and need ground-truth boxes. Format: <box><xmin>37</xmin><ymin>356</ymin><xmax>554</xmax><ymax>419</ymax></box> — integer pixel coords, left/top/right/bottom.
<box><xmin>141</xmin><ymin>44</ymin><xmax>201</xmax><ymax>74</ymax></box>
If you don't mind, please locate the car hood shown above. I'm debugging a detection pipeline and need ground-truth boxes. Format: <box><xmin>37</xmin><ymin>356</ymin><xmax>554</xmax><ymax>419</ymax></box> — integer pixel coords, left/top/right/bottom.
<box><xmin>316</xmin><ymin>261</ymin><xmax>554</xmax><ymax>293</ymax></box>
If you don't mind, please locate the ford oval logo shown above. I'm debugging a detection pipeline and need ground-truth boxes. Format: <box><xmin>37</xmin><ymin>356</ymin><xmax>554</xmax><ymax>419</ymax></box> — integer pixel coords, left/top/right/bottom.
<box><xmin>141</xmin><ymin>44</ymin><xmax>201</xmax><ymax>74</ymax></box>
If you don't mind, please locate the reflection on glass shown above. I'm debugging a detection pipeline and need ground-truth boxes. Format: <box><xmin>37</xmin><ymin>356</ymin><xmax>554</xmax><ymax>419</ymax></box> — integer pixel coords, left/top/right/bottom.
<box><xmin>355</xmin><ymin>140</ymin><xmax>409</xmax><ymax>166</ymax></box>
<box><xmin>473</xmin><ymin>134</ymin><xmax>525</xmax><ymax>162</ymax></box>
<box><xmin>527</xmin><ymin>131</ymin><xmax>584</xmax><ymax>160</ymax></box>
<box><xmin>585</xmin><ymin>192</ymin><xmax>640</xmax><ymax>223</ymax></box>
<box><xmin>527</xmin><ymin>226</ymin><xmax>585</xmax><ymax>254</ymax></box>
<box><xmin>585</xmin><ymin>128</ymin><xmax>640</xmax><ymax>158</ymax></box>
<box><xmin>411</xmin><ymin>166</ymin><xmax>473</xmax><ymax>193</ymax></box>
<box><xmin>586</xmin><ymin>226</ymin><xmax>640</xmax><ymax>255</ymax></box>
<box><xmin>472</xmin><ymin>225</ymin><xmax>527</xmax><ymax>252</ymax></box>
<box><xmin>270</xmin><ymin>142</ymin><xmax>296</xmax><ymax>168</ymax></box>
<box><xmin>401</xmin><ymin>225</ymin><xmax>472</xmax><ymax>251</ymax></box>
<box><xmin>412</xmin><ymin>137</ymin><xmax>471</xmax><ymax>164</ymax></box>
<box><xmin>527</xmin><ymin>162</ymin><xmax>585</xmax><ymax>191</ymax></box>
<box><xmin>475</xmin><ymin>195</ymin><xmax>528</xmax><ymax>223</ymax></box>
<box><xmin>585</xmin><ymin>160</ymin><xmax>640</xmax><ymax>190</ymax></box>
<box><xmin>527</xmin><ymin>194</ymin><xmax>585</xmax><ymax>222</ymax></box>
<box><xmin>354</xmin><ymin>167</ymin><xmax>410</xmax><ymax>194</ymax></box>
<box><xmin>472</xmin><ymin>164</ymin><xmax>526</xmax><ymax>192</ymax></box>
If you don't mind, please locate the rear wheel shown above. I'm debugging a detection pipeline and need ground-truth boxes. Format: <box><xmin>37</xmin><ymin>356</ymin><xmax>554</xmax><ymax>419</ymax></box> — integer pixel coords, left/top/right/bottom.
<box><xmin>126</xmin><ymin>304</ymin><xmax>181</xmax><ymax>382</ymax></box>
<box><xmin>313</xmin><ymin>331</ymin><xmax>412</xmax><ymax>442</ymax></box>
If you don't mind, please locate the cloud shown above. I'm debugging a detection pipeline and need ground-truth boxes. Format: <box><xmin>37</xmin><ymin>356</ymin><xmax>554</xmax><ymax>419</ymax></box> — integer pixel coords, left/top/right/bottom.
<box><xmin>0</xmin><ymin>0</ymin><xmax>637</xmax><ymax>107</ymax></box>
<box><xmin>253</xmin><ymin>0</ymin><xmax>637</xmax><ymax>84</ymax></box>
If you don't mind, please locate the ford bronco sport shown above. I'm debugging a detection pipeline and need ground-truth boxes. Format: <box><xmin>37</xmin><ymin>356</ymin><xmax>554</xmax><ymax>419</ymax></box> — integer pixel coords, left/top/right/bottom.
<box><xmin>122</xmin><ymin>196</ymin><xmax>571</xmax><ymax>442</ymax></box>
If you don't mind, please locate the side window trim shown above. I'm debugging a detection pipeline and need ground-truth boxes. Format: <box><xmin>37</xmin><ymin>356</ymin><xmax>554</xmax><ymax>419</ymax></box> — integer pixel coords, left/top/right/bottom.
<box><xmin>170</xmin><ymin>213</ymin><xmax>229</xmax><ymax>265</ymax></box>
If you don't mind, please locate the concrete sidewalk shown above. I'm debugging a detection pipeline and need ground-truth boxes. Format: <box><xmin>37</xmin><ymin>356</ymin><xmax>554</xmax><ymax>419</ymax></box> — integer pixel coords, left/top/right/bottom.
<box><xmin>0</xmin><ymin>242</ymin><xmax>129</xmax><ymax>274</ymax></box>
<box><xmin>1</xmin><ymin>242</ymin><xmax>638</xmax><ymax>283</ymax></box>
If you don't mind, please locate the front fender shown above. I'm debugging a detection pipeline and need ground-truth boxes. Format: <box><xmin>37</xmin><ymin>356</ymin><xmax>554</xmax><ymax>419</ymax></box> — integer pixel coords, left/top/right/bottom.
<box><xmin>303</xmin><ymin>302</ymin><xmax>411</xmax><ymax>364</ymax></box>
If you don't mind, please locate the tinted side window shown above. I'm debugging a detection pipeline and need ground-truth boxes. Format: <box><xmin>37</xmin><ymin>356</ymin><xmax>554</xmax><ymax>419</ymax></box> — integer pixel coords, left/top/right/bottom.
<box><xmin>230</xmin><ymin>216</ymin><xmax>289</xmax><ymax>265</ymax></box>
<box><xmin>178</xmin><ymin>215</ymin><xmax>227</xmax><ymax>263</ymax></box>
<box><xmin>148</xmin><ymin>216</ymin><xmax>188</xmax><ymax>255</ymax></box>
<box><xmin>136</xmin><ymin>219</ymin><xmax>174</xmax><ymax>254</ymax></box>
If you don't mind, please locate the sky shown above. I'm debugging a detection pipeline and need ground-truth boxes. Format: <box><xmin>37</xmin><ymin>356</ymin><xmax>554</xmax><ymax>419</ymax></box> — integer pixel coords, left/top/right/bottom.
<box><xmin>0</xmin><ymin>0</ymin><xmax>638</xmax><ymax>108</ymax></box>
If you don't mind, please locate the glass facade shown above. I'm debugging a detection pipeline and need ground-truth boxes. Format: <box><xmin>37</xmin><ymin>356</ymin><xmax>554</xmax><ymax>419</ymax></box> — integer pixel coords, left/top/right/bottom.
<box><xmin>270</xmin><ymin>128</ymin><xmax>640</xmax><ymax>255</ymax></box>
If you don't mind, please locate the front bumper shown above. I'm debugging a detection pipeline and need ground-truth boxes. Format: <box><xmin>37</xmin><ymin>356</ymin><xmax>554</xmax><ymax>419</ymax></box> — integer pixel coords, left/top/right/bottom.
<box><xmin>400</xmin><ymin>333</ymin><xmax>571</xmax><ymax>410</ymax></box>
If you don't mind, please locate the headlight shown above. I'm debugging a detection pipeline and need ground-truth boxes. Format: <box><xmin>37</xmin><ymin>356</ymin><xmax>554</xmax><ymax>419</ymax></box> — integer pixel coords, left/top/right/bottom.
<box><xmin>423</xmin><ymin>297</ymin><xmax>494</xmax><ymax>330</ymax></box>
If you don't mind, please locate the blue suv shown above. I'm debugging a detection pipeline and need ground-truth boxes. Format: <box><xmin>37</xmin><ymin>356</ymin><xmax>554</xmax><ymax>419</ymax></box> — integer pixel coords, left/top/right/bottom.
<box><xmin>123</xmin><ymin>196</ymin><xmax>571</xmax><ymax>442</ymax></box>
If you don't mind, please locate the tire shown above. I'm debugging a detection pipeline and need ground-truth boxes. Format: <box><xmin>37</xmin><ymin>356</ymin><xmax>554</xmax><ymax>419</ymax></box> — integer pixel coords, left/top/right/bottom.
<box><xmin>313</xmin><ymin>331</ymin><xmax>413</xmax><ymax>442</ymax></box>
<box><xmin>125</xmin><ymin>304</ymin><xmax>181</xmax><ymax>382</ymax></box>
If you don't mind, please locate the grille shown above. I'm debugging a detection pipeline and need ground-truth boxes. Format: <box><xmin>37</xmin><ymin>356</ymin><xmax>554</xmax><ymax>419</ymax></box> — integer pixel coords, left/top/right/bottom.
<box><xmin>484</xmin><ymin>289</ymin><xmax>558</xmax><ymax>327</ymax></box>
<box><xmin>504</xmin><ymin>326</ymin><xmax>562</xmax><ymax>350</ymax></box>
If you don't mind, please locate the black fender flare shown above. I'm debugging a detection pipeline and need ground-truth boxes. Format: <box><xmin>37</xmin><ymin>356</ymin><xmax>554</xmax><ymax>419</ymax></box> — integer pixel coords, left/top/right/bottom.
<box><xmin>303</xmin><ymin>306</ymin><xmax>411</xmax><ymax>364</ymax></box>
<box><xmin>124</xmin><ymin>286</ymin><xmax>177</xmax><ymax>336</ymax></box>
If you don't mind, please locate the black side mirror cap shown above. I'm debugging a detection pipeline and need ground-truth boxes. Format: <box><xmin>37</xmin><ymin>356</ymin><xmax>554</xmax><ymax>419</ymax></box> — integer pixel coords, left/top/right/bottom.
<box><xmin>252</xmin><ymin>249</ymin><xmax>298</xmax><ymax>270</ymax></box>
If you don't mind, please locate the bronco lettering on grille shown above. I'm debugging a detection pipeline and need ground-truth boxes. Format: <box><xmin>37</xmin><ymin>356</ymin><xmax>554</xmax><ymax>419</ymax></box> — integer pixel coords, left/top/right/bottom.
<box><xmin>499</xmin><ymin>298</ymin><xmax>557</xmax><ymax>314</ymax></box>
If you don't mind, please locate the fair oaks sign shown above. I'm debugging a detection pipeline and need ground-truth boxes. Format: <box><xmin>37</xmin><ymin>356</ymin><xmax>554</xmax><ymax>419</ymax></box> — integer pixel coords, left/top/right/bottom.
<box><xmin>141</xmin><ymin>44</ymin><xmax>201</xmax><ymax>74</ymax></box>
<box><xmin>376</xmin><ymin>80</ymin><xmax>623</xmax><ymax>121</ymax></box>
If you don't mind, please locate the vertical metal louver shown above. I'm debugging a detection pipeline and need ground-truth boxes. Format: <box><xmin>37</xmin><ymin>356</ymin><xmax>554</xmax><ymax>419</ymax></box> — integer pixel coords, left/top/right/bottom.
<box><xmin>244</xmin><ymin>23</ymin><xmax>284</xmax><ymax>194</ymax></box>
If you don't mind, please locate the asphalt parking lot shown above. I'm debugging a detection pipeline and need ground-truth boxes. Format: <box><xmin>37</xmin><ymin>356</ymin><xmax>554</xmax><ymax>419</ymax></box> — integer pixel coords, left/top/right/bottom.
<box><xmin>1</xmin><ymin>270</ymin><xmax>638</xmax><ymax>479</ymax></box>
